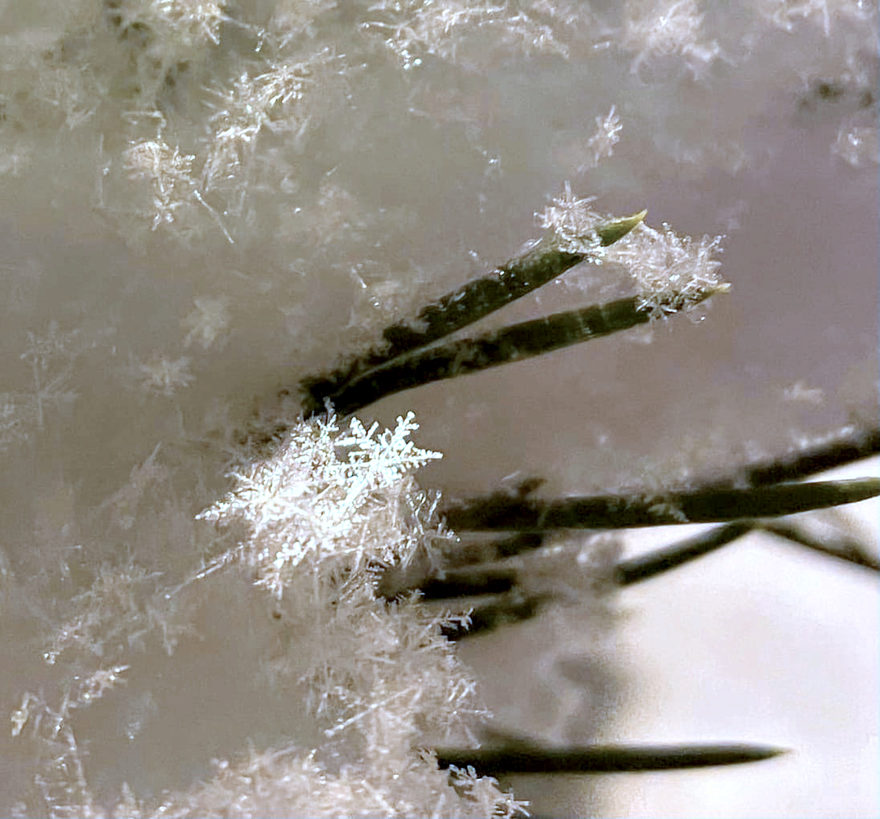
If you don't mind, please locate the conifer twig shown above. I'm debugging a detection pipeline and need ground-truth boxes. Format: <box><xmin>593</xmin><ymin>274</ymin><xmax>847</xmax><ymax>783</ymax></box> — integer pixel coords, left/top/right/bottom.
<box><xmin>722</xmin><ymin>425</ymin><xmax>880</xmax><ymax>488</ymax></box>
<box><xmin>444</xmin><ymin>533</ymin><xmax>547</xmax><ymax>567</ymax></box>
<box><xmin>440</xmin><ymin>592</ymin><xmax>549</xmax><ymax>640</ymax></box>
<box><xmin>417</xmin><ymin>567</ymin><xmax>518</xmax><ymax>600</ymax></box>
<box><xmin>435</xmin><ymin>742</ymin><xmax>787</xmax><ymax>774</ymax></box>
<box><xmin>378</xmin><ymin>212</ymin><xmax>648</xmax><ymax>360</ymax></box>
<box><xmin>443</xmin><ymin>477</ymin><xmax>880</xmax><ymax>532</ymax></box>
<box><xmin>615</xmin><ymin>521</ymin><xmax>754</xmax><ymax>584</ymax></box>
<box><xmin>307</xmin><ymin>286</ymin><xmax>726</xmax><ymax>417</ymax></box>
<box><xmin>760</xmin><ymin>520</ymin><xmax>880</xmax><ymax>571</ymax></box>
<box><xmin>301</xmin><ymin>211</ymin><xmax>646</xmax><ymax>414</ymax></box>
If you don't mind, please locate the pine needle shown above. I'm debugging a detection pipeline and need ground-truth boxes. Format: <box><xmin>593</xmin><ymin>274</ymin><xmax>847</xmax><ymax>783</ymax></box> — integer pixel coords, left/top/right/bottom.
<box><xmin>435</xmin><ymin>742</ymin><xmax>787</xmax><ymax>774</ymax></box>
<box><xmin>443</xmin><ymin>477</ymin><xmax>880</xmax><ymax>531</ymax></box>
<box><xmin>301</xmin><ymin>210</ymin><xmax>646</xmax><ymax>414</ymax></box>
<box><xmin>308</xmin><ymin>286</ymin><xmax>724</xmax><ymax>417</ymax></box>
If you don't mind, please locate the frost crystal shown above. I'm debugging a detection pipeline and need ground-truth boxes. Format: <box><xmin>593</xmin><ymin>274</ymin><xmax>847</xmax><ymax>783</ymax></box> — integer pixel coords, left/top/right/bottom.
<box><xmin>538</xmin><ymin>182</ymin><xmax>605</xmax><ymax>255</ymax></box>
<box><xmin>188</xmin><ymin>411</ymin><xmax>521</xmax><ymax>815</ymax></box>
<box><xmin>622</xmin><ymin>0</ymin><xmax>720</xmax><ymax>75</ymax></box>
<box><xmin>582</xmin><ymin>106</ymin><xmax>622</xmax><ymax>170</ymax></box>
<box><xmin>540</xmin><ymin>186</ymin><xmax>727</xmax><ymax>317</ymax></box>
<box><xmin>606</xmin><ymin>220</ymin><xmax>726</xmax><ymax>318</ymax></box>
<box><xmin>139</xmin><ymin>354</ymin><xmax>195</xmax><ymax>395</ymax></box>
<box><xmin>199</xmin><ymin>411</ymin><xmax>444</xmax><ymax>598</ymax></box>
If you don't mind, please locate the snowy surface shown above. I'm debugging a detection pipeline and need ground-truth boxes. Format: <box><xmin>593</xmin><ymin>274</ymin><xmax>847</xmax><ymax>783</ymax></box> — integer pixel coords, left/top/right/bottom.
<box><xmin>0</xmin><ymin>1</ymin><xmax>877</xmax><ymax>815</ymax></box>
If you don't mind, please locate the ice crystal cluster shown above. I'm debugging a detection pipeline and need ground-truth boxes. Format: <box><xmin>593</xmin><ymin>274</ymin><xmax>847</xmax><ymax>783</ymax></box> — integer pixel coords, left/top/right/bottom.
<box><xmin>185</xmin><ymin>412</ymin><xmax>523</xmax><ymax>816</ymax></box>
<box><xmin>539</xmin><ymin>183</ymin><xmax>726</xmax><ymax>318</ymax></box>
<box><xmin>175</xmin><ymin>413</ymin><xmax>520</xmax><ymax>815</ymax></box>
<box><xmin>11</xmin><ymin>410</ymin><xmax>522</xmax><ymax>817</ymax></box>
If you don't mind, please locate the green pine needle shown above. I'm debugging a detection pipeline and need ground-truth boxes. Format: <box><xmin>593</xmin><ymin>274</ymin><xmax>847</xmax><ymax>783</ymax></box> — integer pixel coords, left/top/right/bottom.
<box><xmin>307</xmin><ymin>286</ymin><xmax>723</xmax><ymax>417</ymax></box>
<box><xmin>301</xmin><ymin>210</ymin><xmax>646</xmax><ymax>415</ymax></box>
<box><xmin>435</xmin><ymin>742</ymin><xmax>787</xmax><ymax>774</ymax></box>
<box><xmin>443</xmin><ymin>478</ymin><xmax>880</xmax><ymax>532</ymax></box>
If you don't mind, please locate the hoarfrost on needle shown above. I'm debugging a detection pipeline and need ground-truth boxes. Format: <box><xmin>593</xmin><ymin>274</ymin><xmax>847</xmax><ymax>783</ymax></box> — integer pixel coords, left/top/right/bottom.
<box><xmin>606</xmin><ymin>220</ymin><xmax>726</xmax><ymax>318</ymax></box>
<box><xmin>538</xmin><ymin>182</ymin><xmax>605</xmax><ymax>255</ymax></box>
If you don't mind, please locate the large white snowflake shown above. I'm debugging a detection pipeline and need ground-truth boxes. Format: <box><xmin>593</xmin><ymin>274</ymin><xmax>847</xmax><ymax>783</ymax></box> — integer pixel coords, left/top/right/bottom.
<box><xmin>198</xmin><ymin>410</ymin><xmax>444</xmax><ymax>598</ymax></box>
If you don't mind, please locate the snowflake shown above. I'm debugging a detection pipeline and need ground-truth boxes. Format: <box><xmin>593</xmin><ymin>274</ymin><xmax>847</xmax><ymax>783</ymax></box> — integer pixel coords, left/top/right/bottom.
<box><xmin>182</xmin><ymin>295</ymin><xmax>230</xmax><ymax>349</ymax></box>
<box><xmin>582</xmin><ymin>106</ymin><xmax>622</xmax><ymax>170</ymax></box>
<box><xmin>363</xmin><ymin>0</ymin><xmax>569</xmax><ymax>69</ymax></box>
<box><xmin>125</xmin><ymin>139</ymin><xmax>198</xmax><ymax>230</ymax></box>
<box><xmin>17</xmin><ymin>322</ymin><xmax>85</xmax><ymax>433</ymax></box>
<box><xmin>198</xmin><ymin>410</ymin><xmax>444</xmax><ymax>599</ymax></box>
<box><xmin>622</xmin><ymin>0</ymin><xmax>721</xmax><ymax>76</ymax></box>
<box><xmin>202</xmin><ymin>52</ymin><xmax>334</xmax><ymax>190</ymax></box>
<box><xmin>139</xmin><ymin>354</ymin><xmax>194</xmax><ymax>395</ymax></box>
<box><xmin>0</xmin><ymin>394</ymin><xmax>32</xmax><ymax>450</ymax></box>
<box><xmin>755</xmin><ymin>0</ymin><xmax>874</xmax><ymax>36</ymax></box>
<box><xmin>151</xmin><ymin>0</ymin><xmax>229</xmax><ymax>46</ymax></box>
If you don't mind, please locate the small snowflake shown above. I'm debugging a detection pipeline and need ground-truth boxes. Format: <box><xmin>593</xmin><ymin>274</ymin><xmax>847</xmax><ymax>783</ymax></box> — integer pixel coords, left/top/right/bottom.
<box><xmin>582</xmin><ymin>106</ymin><xmax>622</xmax><ymax>170</ymax></box>
<box><xmin>125</xmin><ymin>139</ymin><xmax>198</xmax><ymax>230</ymax></box>
<box><xmin>182</xmin><ymin>296</ymin><xmax>230</xmax><ymax>349</ymax></box>
<box><xmin>139</xmin><ymin>354</ymin><xmax>194</xmax><ymax>395</ymax></box>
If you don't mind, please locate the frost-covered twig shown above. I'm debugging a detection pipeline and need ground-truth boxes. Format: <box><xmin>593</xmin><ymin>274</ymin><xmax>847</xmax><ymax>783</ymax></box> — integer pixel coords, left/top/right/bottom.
<box><xmin>414</xmin><ymin>565</ymin><xmax>517</xmax><ymax>600</ymax></box>
<box><xmin>301</xmin><ymin>208</ymin><xmax>646</xmax><ymax>414</ymax></box>
<box><xmin>611</xmin><ymin>515</ymin><xmax>880</xmax><ymax>585</ymax></box>
<box><xmin>736</xmin><ymin>425</ymin><xmax>880</xmax><ymax>487</ymax></box>
<box><xmin>443</xmin><ymin>533</ymin><xmax>547</xmax><ymax>567</ymax></box>
<box><xmin>439</xmin><ymin>590</ymin><xmax>549</xmax><ymax>640</ymax></box>
<box><xmin>306</xmin><ymin>285</ymin><xmax>727</xmax><ymax>417</ymax></box>
<box><xmin>301</xmin><ymin>189</ymin><xmax>728</xmax><ymax>418</ymax></box>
